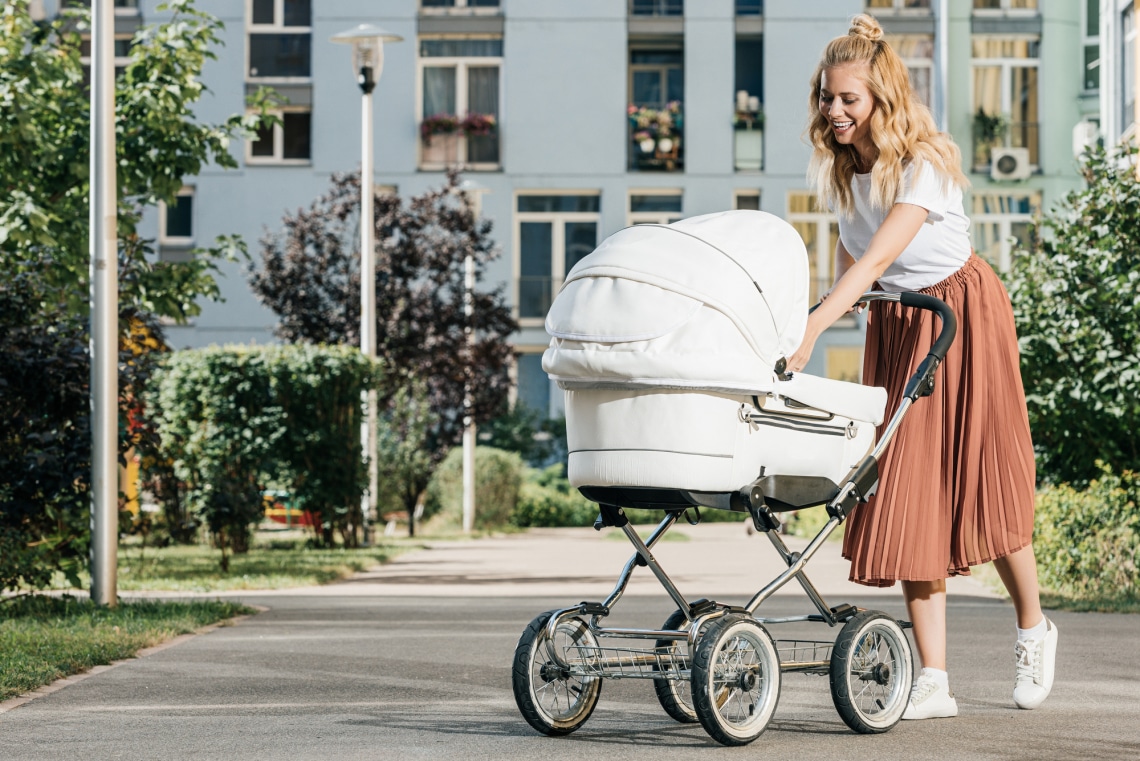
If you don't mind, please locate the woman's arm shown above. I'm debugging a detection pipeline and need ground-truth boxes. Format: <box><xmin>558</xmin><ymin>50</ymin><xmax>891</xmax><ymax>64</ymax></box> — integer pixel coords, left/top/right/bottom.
<box><xmin>785</xmin><ymin>202</ymin><xmax>929</xmax><ymax>373</ymax></box>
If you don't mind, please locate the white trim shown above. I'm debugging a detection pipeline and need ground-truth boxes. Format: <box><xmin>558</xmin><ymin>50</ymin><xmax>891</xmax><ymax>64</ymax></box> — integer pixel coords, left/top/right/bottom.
<box><xmin>627</xmin><ymin>188</ymin><xmax>683</xmax><ymax>226</ymax></box>
<box><xmin>865</xmin><ymin>0</ymin><xmax>933</xmax><ymax>13</ymax></box>
<box><xmin>419</xmin><ymin>0</ymin><xmax>502</xmax><ymax>14</ymax></box>
<box><xmin>970</xmin><ymin>37</ymin><xmax>1041</xmax><ymax>170</ymax></box>
<box><xmin>971</xmin><ymin>0</ymin><xmax>1038</xmax><ymax>15</ymax></box>
<box><xmin>969</xmin><ymin>191</ymin><xmax>1040</xmax><ymax>272</ymax></box>
<box><xmin>733</xmin><ymin>189</ymin><xmax>761</xmax><ymax>211</ymax></box>
<box><xmin>158</xmin><ymin>186</ymin><xmax>195</xmax><ymax>247</ymax></box>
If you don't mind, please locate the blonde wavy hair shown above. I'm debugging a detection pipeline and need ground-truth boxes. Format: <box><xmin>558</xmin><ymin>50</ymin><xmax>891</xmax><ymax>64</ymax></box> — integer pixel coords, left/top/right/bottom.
<box><xmin>807</xmin><ymin>14</ymin><xmax>968</xmax><ymax>217</ymax></box>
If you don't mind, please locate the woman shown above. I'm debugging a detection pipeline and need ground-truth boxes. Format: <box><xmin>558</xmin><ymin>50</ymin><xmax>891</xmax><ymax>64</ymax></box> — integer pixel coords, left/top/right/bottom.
<box><xmin>785</xmin><ymin>14</ymin><xmax>1057</xmax><ymax>719</ymax></box>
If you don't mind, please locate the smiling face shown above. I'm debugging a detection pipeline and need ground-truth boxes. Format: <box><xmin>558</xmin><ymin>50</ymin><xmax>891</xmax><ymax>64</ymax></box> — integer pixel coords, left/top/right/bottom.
<box><xmin>819</xmin><ymin>64</ymin><xmax>876</xmax><ymax>166</ymax></box>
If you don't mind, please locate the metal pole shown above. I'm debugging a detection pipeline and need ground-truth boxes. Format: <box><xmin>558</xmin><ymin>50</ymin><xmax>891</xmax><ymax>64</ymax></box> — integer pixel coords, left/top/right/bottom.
<box><xmin>461</xmin><ymin>253</ymin><xmax>476</xmax><ymax>534</ymax></box>
<box><xmin>935</xmin><ymin>0</ymin><xmax>949</xmax><ymax>133</ymax></box>
<box><xmin>90</xmin><ymin>0</ymin><xmax>118</xmax><ymax>607</ymax></box>
<box><xmin>360</xmin><ymin>80</ymin><xmax>379</xmax><ymax>544</ymax></box>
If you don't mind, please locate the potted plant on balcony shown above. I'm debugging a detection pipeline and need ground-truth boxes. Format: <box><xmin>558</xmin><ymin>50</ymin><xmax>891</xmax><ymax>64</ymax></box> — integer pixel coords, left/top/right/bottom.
<box><xmin>421</xmin><ymin>113</ymin><xmax>460</xmax><ymax>166</ymax></box>
<box><xmin>628</xmin><ymin>101</ymin><xmax>683</xmax><ymax>169</ymax></box>
<box><xmin>973</xmin><ymin>108</ymin><xmax>1009</xmax><ymax>167</ymax></box>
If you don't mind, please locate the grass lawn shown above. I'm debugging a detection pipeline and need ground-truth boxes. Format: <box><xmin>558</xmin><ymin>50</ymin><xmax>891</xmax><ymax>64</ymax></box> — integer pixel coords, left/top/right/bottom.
<box><xmin>0</xmin><ymin>595</ymin><xmax>250</xmax><ymax>702</ymax></box>
<box><xmin>109</xmin><ymin>534</ymin><xmax>418</xmax><ymax>592</ymax></box>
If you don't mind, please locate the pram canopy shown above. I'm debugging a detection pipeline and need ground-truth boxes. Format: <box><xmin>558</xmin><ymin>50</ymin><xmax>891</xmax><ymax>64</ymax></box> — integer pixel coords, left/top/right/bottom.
<box><xmin>543</xmin><ymin>210</ymin><xmax>810</xmax><ymax>396</ymax></box>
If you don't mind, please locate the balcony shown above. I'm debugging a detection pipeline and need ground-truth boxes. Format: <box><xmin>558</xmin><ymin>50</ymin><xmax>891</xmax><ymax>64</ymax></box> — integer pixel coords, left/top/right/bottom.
<box><xmin>628</xmin><ymin>102</ymin><xmax>684</xmax><ymax>172</ymax></box>
<box><xmin>734</xmin><ymin>108</ymin><xmax>764</xmax><ymax>171</ymax></box>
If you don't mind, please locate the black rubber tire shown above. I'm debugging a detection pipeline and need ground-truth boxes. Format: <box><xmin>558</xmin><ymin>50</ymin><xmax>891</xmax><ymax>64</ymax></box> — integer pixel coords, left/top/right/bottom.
<box><xmin>829</xmin><ymin>610</ymin><xmax>913</xmax><ymax>734</ymax></box>
<box><xmin>512</xmin><ymin>610</ymin><xmax>602</xmax><ymax>736</ymax></box>
<box><xmin>690</xmin><ymin>614</ymin><xmax>781</xmax><ymax>746</ymax></box>
<box><xmin>652</xmin><ymin>609</ymin><xmax>699</xmax><ymax>723</ymax></box>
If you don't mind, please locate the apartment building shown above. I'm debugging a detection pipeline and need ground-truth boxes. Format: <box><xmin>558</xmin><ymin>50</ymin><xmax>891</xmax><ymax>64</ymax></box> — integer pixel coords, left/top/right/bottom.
<box><xmin>55</xmin><ymin>0</ymin><xmax>1122</xmax><ymax>417</ymax></box>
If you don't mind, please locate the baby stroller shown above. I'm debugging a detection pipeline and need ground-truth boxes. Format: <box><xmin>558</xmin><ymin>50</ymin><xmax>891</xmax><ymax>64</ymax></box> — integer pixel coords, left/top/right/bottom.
<box><xmin>510</xmin><ymin>210</ymin><xmax>957</xmax><ymax>746</ymax></box>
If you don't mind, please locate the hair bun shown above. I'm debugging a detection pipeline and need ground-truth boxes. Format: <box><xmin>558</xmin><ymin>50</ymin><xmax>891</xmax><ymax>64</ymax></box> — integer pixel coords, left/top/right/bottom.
<box><xmin>849</xmin><ymin>14</ymin><xmax>884</xmax><ymax>43</ymax></box>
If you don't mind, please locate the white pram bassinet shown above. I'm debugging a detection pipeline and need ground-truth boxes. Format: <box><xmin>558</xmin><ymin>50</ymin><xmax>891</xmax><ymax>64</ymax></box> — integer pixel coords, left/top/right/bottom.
<box><xmin>542</xmin><ymin>210</ymin><xmax>888</xmax><ymax>497</ymax></box>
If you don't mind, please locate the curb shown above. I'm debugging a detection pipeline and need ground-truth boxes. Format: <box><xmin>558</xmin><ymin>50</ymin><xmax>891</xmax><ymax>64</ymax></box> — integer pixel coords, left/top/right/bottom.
<box><xmin>0</xmin><ymin>605</ymin><xmax>267</xmax><ymax>715</ymax></box>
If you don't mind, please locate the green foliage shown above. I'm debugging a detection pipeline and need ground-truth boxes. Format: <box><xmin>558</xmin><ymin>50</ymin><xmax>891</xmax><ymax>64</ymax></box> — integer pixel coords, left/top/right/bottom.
<box><xmin>425</xmin><ymin>446</ymin><xmax>525</xmax><ymax>531</ymax></box>
<box><xmin>1033</xmin><ymin>465</ymin><xmax>1139</xmax><ymax>602</ymax></box>
<box><xmin>512</xmin><ymin>465</ymin><xmax>599</xmax><ymax>528</ymax></box>
<box><xmin>146</xmin><ymin>344</ymin><xmax>380</xmax><ymax>562</ymax></box>
<box><xmin>376</xmin><ymin>384</ymin><xmax>438</xmax><ymax>536</ymax></box>
<box><xmin>479</xmin><ymin>405</ymin><xmax>568</xmax><ymax>468</ymax></box>
<box><xmin>0</xmin><ymin>595</ymin><xmax>248</xmax><ymax>701</ymax></box>
<box><xmin>0</xmin><ymin>0</ymin><xmax>273</xmax><ymax>320</ymax></box>
<box><xmin>1006</xmin><ymin>144</ymin><xmax>1140</xmax><ymax>485</ymax></box>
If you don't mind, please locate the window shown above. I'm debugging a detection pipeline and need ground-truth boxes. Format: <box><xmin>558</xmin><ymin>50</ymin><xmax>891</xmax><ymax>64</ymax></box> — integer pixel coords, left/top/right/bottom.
<box><xmin>630</xmin><ymin>0</ymin><xmax>683</xmax><ymax>16</ymax></box>
<box><xmin>159</xmin><ymin>187</ymin><xmax>195</xmax><ymax>247</ymax></box>
<box><xmin>247</xmin><ymin>109</ymin><xmax>312</xmax><ymax>163</ymax></box>
<box><xmin>973</xmin><ymin>0</ymin><xmax>1037</xmax><ymax>11</ymax></box>
<box><xmin>867</xmin><ymin>0</ymin><xmax>931</xmax><ymax>10</ymax></box>
<box><xmin>247</xmin><ymin>0</ymin><xmax>311</xmax><ymax>80</ymax></box>
<box><xmin>515</xmin><ymin>351</ymin><xmax>555</xmax><ymax>419</ymax></box>
<box><xmin>628</xmin><ymin>191</ymin><xmax>682</xmax><ymax>226</ymax></box>
<box><xmin>970</xmin><ymin>193</ymin><xmax>1039</xmax><ymax>272</ymax></box>
<box><xmin>1084</xmin><ymin>0</ymin><xmax>1100</xmax><ymax>92</ymax></box>
<box><xmin>1124</xmin><ymin>2</ymin><xmax>1136</xmax><ymax>135</ymax></box>
<box><xmin>419</xmin><ymin>37</ymin><xmax>502</xmax><ymax>169</ymax></box>
<box><xmin>114</xmin><ymin>0</ymin><xmax>140</xmax><ymax>13</ymax></box>
<box><xmin>421</xmin><ymin>0</ymin><xmax>500</xmax><ymax>9</ymax></box>
<box><xmin>787</xmin><ymin>192</ymin><xmax>840</xmax><ymax>307</ymax></box>
<box><xmin>971</xmin><ymin>37</ymin><xmax>1039</xmax><ymax>169</ymax></box>
<box><xmin>734</xmin><ymin>37</ymin><xmax>764</xmax><ymax>171</ymax></box>
<box><xmin>734</xmin><ymin>190</ymin><xmax>761</xmax><ymax>210</ymax></box>
<box><xmin>514</xmin><ymin>194</ymin><xmax>600</xmax><ymax>324</ymax></box>
<box><xmin>886</xmin><ymin>34</ymin><xmax>934</xmax><ymax>109</ymax></box>
<box><xmin>629</xmin><ymin>48</ymin><xmax>684</xmax><ymax>171</ymax></box>
<box><xmin>735</xmin><ymin>0</ymin><xmax>763</xmax><ymax>14</ymax></box>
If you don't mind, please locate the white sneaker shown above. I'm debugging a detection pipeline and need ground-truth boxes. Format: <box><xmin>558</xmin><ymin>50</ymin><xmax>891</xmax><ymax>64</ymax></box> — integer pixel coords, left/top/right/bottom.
<box><xmin>901</xmin><ymin>674</ymin><xmax>959</xmax><ymax>720</ymax></box>
<box><xmin>1013</xmin><ymin>617</ymin><xmax>1058</xmax><ymax>710</ymax></box>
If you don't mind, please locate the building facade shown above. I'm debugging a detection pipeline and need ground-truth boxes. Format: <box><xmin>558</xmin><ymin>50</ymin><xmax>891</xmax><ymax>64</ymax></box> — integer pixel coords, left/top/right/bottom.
<box><xmin>54</xmin><ymin>0</ymin><xmax>1120</xmax><ymax>418</ymax></box>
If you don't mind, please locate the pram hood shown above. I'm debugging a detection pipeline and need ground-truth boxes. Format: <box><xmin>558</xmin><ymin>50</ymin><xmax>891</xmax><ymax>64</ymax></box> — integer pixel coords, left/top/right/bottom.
<box><xmin>543</xmin><ymin>210</ymin><xmax>810</xmax><ymax>395</ymax></box>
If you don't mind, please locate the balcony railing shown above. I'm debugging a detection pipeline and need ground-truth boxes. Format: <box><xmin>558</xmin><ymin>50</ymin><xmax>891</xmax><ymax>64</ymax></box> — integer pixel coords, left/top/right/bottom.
<box><xmin>972</xmin><ymin>120</ymin><xmax>1039</xmax><ymax>170</ymax></box>
<box><xmin>628</xmin><ymin>102</ymin><xmax>684</xmax><ymax>172</ymax></box>
<box><xmin>734</xmin><ymin>110</ymin><xmax>763</xmax><ymax>171</ymax></box>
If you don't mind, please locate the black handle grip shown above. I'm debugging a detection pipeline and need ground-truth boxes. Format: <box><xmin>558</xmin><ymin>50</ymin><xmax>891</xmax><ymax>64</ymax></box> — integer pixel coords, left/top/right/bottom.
<box><xmin>898</xmin><ymin>292</ymin><xmax>957</xmax><ymax>362</ymax></box>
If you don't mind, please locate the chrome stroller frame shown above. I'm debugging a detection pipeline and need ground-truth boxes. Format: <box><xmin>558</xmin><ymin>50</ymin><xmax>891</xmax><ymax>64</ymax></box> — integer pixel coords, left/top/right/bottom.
<box><xmin>512</xmin><ymin>292</ymin><xmax>957</xmax><ymax>746</ymax></box>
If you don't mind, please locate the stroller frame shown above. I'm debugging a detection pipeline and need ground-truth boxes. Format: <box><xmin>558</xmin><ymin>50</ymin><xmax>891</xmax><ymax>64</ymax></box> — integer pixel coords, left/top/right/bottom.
<box><xmin>512</xmin><ymin>292</ymin><xmax>958</xmax><ymax>746</ymax></box>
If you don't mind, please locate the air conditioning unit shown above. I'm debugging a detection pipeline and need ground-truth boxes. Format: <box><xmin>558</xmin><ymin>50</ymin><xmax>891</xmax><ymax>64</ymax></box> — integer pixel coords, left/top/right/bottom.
<box><xmin>990</xmin><ymin>147</ymin><xmax>1031</xmax><ymax>181</ymax></box>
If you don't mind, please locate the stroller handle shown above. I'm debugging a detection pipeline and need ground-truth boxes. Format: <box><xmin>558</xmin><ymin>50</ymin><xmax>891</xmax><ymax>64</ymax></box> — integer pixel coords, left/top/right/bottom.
<box><xmin>858</xmin><ymin>291</ymin><xmax>957</xmax><ymax>363</ymax></box>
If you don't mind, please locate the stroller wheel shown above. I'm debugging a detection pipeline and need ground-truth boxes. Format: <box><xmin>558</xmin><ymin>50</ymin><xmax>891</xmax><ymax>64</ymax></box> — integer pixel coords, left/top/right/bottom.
<box><xmin>829</xmin><ymin>610</ymin><xmax>913</xmax><ymax>734</ymax></box>
<box><xmin>512</xmin><ymin>610</ymin><xmax>602</xmax><ymax>736</ymax></box>
<box><xmin>690</xmin><ymin>614</ymin><xmax>781</xmax><ymax>746</ymax></box>
<box><xmin>652</xmin><ymin>609</ymin><xmax>699</xmax><ymax>724</ymax></box>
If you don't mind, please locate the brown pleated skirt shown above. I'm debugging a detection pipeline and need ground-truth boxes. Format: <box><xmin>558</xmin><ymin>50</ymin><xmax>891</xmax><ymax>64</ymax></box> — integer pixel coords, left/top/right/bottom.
<box><xmin>842</xmin><ymin>254</ymin><xmax>1037</xmax><ymax>587</ymax></box>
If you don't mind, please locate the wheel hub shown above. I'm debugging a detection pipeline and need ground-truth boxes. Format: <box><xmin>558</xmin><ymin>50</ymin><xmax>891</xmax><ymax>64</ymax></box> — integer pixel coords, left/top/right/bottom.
<box><xmin>539</xmin><ymin>662</ymin><xmax>569</xmax><ymax>683</ymax></box>
<box><xmin>737</xmin><ymin>670</ymin><xmax>758</xmax><ymax>692</ymax></box>
<box><xmin>870</xmin><ymin>663</ymin><xmax>891</xmax><ymax>685</ymax></box>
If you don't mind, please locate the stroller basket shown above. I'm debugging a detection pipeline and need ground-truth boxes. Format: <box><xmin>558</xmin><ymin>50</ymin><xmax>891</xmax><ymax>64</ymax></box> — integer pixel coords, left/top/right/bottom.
<box><xmin>565</xmin><ymin>643</ymin><xmax>691</xmax><ymax>681</ymax></box>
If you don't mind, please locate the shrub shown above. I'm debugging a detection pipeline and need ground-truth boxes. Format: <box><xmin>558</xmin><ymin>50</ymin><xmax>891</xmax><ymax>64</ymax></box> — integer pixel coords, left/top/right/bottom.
<box><xmin>512</xmin><ymin>466</ymin><xmax>599</xmax><ymax>528</ymax></box>
<box><xmin>147</xmin><ymin>344</ymin><xmax>379</xmax><ymax>564</ymax></box>
<box><xmin>1006</xmin><ymin>143</ymin><xmax>1140</xmax><ymax>486</ymax></box>
<box><xmin>424</xmin><ymin>446</ymin><xmax>524</xmax><ymax>531</ymax></box>
<box><xmin>1033</xmin><ymin>465</ymin><xmax>1139</xmax><ymax>601</ymax></box>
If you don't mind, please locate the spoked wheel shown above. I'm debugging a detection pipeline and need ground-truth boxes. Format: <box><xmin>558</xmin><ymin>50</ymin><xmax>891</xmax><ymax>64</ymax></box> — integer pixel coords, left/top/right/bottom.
<box><xmin>512</xmin><ymin>610</ymin><xmax>603</xmax><ymax>736</ymax></box>
<box><xmin>652</xmin><ymin>609</ymin><xmax>698</xmax><ymax>723</ymax></box>
<box><xmin>829</xmin><ymin>610</ymin><xmax>913</xmax><ymax>734</ymax></box>
<box><xmin>690</xmin><ymin>614</ymin><xmax>781</xmax><ymax>746</ymax></box>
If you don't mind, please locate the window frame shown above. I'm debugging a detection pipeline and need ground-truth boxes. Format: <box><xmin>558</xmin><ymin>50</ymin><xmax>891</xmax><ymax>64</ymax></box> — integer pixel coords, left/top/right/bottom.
<box><xmin>969</xmin><ymin>192</ymin><xmax>1040</xmax><ymax>273</ymax></box>
<box><xmin>786</xmin><ymin>190</ymin><xmax>850</xmax><ymax>324</ymax></box>
<box><xmin>971</xmin><ymin>0</ymin><xmax>1038</xmax><ymax>15</ymax></box>
<box><xmin>245</xmin><ymin>107</ymin><xmax>313</xmax><ymax>165</ymax></box>
<box><xmin>416</xmin><ymin>35</ymin><xmax>504</xmax><ymax>171</ymax></box>
<box><xmin>158</xmin><ymin>186</ymin><xmax>196</xmax><ymax>248</ymax></box>
<box><xmin>970</xmin><ymin>35</ymin><xmax>1041</xmax><ymax>171</ymax></box>
<box><xmin>512</xmin><ymin>191</ymin><xmax>601</xmax><ymax>328</ymax></box>
<box><xmin>1123</xmin><ymin>1</ymin><xmax>1137</xmax><ymax>138</ymax></box>
<box><xmin>885</xmin><ymin>34</ymin><xmax>935</xmax><ymax>109</ymax></box>
<box><xmin>419</xmin><ymin>0</ymin><xmax>502</xmax><ymax>15</ymax></box>
<box><xmin>865</xmin><ymin>0</ymin><xmax>933</xmax><ymax>14</ymax></box>
<box><xmin>1083</xmin><ymin>0</ymin><xmax>1101</xmax><ymax>93</ymax></box>
<box><xmin>733</xmin><ymin>189</ymin><xmax>761</xmax><ymax>211</ymax></box>
<box><xmin>627</xmin><ymin>189</ymin><xmax>683</xmax><ymax>226</ymax></box>
<box><xmin>245</xmin><ymin>0</ymin><xmax>312</xmax><ymax>84</ymax></box>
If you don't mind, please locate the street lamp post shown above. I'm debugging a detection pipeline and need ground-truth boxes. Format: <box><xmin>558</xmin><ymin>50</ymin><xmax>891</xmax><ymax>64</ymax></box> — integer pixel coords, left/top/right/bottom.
<box><xmin>456</xmin><ymin>180</ymin><xmax>486</xmax><ymax>535</ymax></box>
<box><xmin>331</xmin><ymin>24</ymin><xmax>402</xmax><ymax>544</ymax></box>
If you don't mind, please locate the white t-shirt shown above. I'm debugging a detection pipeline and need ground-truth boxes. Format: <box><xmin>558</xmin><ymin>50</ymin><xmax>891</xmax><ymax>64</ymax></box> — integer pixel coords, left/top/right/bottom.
<box><xmin>837</xmin><ymin>160</ymin><xmax>972</xmax><ymax>292</ymax></box>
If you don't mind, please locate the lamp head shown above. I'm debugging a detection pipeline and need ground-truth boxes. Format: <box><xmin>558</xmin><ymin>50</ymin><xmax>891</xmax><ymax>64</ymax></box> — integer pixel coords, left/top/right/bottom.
<box><xmin>331</xmin><ymin>24</ymin><xmax>402</xmax><ymax>93</ymax></box>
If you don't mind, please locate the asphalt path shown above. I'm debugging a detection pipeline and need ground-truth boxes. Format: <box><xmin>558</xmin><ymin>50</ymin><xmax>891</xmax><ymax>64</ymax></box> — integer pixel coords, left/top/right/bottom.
<box><xmin>2</xmin><ymin>524</ymin><xmax>1138</xmax><ymax>760</ymax></box>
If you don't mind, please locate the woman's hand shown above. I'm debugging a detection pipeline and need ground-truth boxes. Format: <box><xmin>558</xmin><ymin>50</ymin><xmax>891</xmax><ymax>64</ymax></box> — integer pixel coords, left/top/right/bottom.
<box><xmin>785</xmin><ymin>333</ymin><xmax>817</xmax><ymax>374</ymax></box>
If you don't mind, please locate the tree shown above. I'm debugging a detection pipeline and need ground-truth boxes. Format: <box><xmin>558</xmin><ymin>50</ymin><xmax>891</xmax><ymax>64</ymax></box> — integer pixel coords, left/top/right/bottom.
<box><xmin>1006</xmin><ymin>144</ymin><xmax>1140</xmax><ymax>486</ymax></box>
<box><xmin>375</xmin><ymin>385</ymin><xmax>438</xmax><ymax>537</ymax></box>
<box><xmin>0</xmin><ymin>0</ymin><xmax>273</xmax><ymax>320</ymax></box>
<box><xmin>248</xmin><ymin>171</ymin><xmax>518</xmax><ymax>535</ymax></box>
